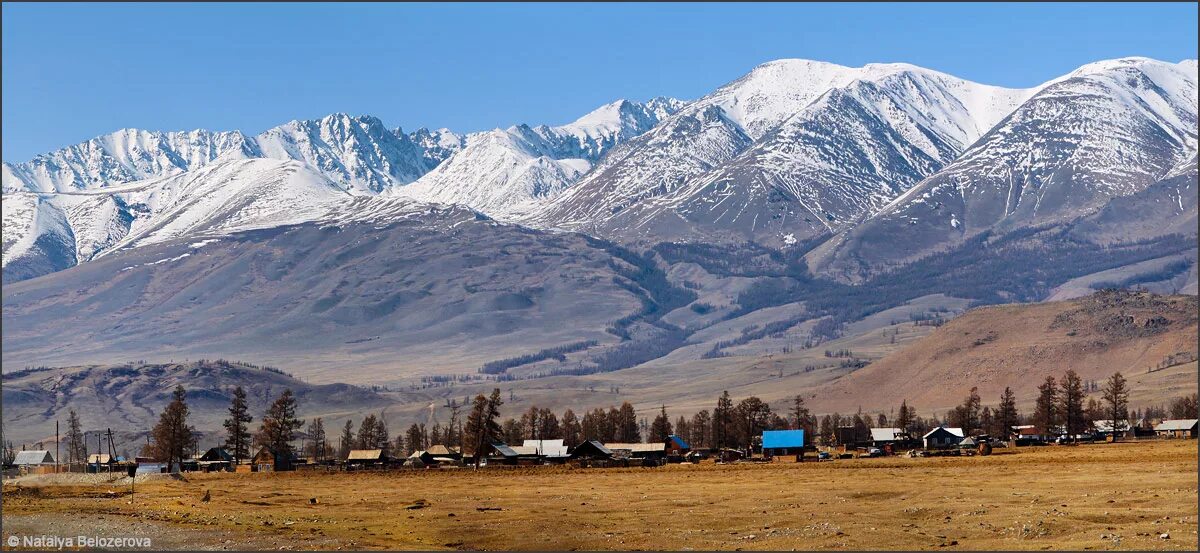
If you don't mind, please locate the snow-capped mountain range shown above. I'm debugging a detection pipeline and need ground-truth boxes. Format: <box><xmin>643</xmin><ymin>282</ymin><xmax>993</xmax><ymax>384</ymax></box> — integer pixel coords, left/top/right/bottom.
<box><xmin>3</xmin><ymin>57</ymin><xmax>1196</xmax><ymax>283</ymax></box>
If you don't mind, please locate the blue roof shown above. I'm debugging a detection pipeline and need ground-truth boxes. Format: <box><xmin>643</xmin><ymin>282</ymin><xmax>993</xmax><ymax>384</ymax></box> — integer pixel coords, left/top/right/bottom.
<box><xmin>762</xmin><ymin>429</ymin><xmax>805</xmax><ymax>449</ymax></box>
<box><xmin>667</xmin><ymin>435</ymin><xmax>690</xmax><ymax>449</ymax></box>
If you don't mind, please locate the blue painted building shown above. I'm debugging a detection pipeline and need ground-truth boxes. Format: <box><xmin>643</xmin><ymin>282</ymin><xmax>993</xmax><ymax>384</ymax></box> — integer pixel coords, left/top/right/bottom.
<box><xmin>761</xmin><ymin>429</ymin><xmax>806</xmax><ymax>456</ymax></box>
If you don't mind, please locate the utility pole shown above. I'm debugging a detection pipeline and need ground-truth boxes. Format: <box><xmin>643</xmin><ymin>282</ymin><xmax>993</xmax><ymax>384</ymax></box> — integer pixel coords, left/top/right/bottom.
<box><xmin>55</xmin><ymin>420</ymin><xmax>60</xmax><ymax>473</ymax></box>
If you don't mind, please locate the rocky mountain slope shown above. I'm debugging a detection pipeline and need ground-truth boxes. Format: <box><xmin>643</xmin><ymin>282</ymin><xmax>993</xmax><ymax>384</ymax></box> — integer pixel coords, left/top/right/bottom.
<box><xmin>816</xmin><ymin>290</ymin><xmax>1198</xmax><ymax>413</ymax></box>
<box><xmin>809</xmin><ymin>58</ymin><xmax>1198</xmax><ymax>280</ymax></box>
<box><xmin>0</xmin><ymin>195</ymin><xmax>664</xmax><ymax>380</ymax></box>
<box><xmin>526</xmin><ymin>60</ymin><xmax>1040</xmax><ymax>245</ymax></box>
<box><xmin>0</xmin><ymin>360</ymin><xmax>393</xmax><ymax>447</ymax></box>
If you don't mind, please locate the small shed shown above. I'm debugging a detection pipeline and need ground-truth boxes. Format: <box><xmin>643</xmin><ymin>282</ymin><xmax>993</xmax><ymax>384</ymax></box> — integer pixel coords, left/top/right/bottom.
<box><xmin>1154</xmin><ymin>419</ymin><xmax>1198</xmax><ymax>438</ymax></box>
<box><xmin>251</xmin><ymin>446</ymin><xmax>295</xmax><ymax>472</ymax></box>
<box><xmin>922</xmin><ymin>427</ymin><xmax>964</xmax><ymax>449</ymax></box>
<box><xmin>13</xmin><ymin>450</ymin><xmax>54</xmax><ymax>466</ymax></box>
<box><xmin>762</xmin><ymin>430</ymin><xmax>806</xmax><ymax>457</ymax></box>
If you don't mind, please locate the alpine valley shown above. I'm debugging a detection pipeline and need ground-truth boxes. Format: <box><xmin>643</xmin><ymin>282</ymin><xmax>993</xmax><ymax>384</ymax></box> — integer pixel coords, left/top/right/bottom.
<box><xmin>3</xmin><ymin>57</ymin><xmax>1197</xmax><ymax>445</ymax></box>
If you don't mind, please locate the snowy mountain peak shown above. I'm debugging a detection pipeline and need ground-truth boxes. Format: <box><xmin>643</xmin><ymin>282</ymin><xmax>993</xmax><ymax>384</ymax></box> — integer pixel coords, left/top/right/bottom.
<box><xmin>2</xmin><ymin>128</ymin><xmax>258</xmax><ymax>194</ymax></box>
<box><xmin>399</xmin><ymin>97</ymin><xmax>683</xmax><ymax>218</ymax></box>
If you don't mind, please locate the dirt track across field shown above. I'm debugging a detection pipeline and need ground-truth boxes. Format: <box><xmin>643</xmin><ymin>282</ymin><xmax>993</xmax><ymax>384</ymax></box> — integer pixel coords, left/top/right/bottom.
<box><xmin>2</xmin><ymin>440</ymin><xmax>1196</xmax><ymax>550</ymax></box>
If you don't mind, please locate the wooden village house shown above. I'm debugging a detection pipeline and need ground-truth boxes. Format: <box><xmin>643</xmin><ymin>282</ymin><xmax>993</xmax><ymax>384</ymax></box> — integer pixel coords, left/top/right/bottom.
<box><xmin>1154</xmin><ymin>419</ymin><xmax>1198</xmax><ymax>438</ymax></box>
<box><xmin>922</xmin><ymin>427</ymin><xmax>964</xmax><ymax>449</ymax></box>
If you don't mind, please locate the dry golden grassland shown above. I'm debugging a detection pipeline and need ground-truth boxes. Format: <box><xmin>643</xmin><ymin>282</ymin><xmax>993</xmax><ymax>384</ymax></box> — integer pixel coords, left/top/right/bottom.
<box><xmin>2</xmin><ymin>440</ymin><xmax>1196</xmax><ymax>551</ymax></box>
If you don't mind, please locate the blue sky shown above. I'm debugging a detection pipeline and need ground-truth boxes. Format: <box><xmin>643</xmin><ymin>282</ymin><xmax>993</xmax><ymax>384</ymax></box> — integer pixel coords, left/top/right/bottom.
<box><xmin>3</xmin><ymin>2</ymin><xmax>1197</xmax><ymax>161</ymax></box>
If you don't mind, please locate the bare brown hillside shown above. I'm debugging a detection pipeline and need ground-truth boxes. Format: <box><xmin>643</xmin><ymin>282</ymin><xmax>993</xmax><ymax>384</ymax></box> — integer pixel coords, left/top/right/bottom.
<box><xmin>817</xmin><ymin>290</ymin><xmax>1198</xmax><ymax>414</ymax></box>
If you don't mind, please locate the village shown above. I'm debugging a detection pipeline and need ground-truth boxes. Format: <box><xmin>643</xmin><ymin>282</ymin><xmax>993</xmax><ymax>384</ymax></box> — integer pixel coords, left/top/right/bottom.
<box><xmin>5</xmin><ymin>368</ymin><xmax>1197</xmax><ymax>477</ymax></box>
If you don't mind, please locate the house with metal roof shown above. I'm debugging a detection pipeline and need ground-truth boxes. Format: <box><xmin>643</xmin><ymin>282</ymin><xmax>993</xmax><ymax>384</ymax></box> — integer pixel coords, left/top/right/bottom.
<box><xmin>869</xmin><ymin>428</ymin><xmax>909</xmax><ymax>447</ymax></box>
<box><xmin>475</xmin><ymin>442</ymin><xmax>522</xmax><ymax>465</ymax></box>
<box><xmin>922</xmin><ymin>427</ymin><xmax>964</xmax><ymax>449</ymax></box>
<box><xmin>346</xmin><ymin>449</ymin><xmax>387</xmax><ymax>467</ymax></box>
<box><xmin>761</xmin><ymin>430</ymin><xmax>806</xmax><ymax>457</ymax></box>
<box><xmin>1153</xmin><ymin>419</ymin><xmax>1198</xmax><ymax>438</ymax></box>
<box><xmin>665</xmin><ymin>435</ymin><xmax>690</xmax><ymax>457</ymax></box>
<box><xmin>568</xmin><ymin>440</ymin><xmax>613</xmax><ymax>461</ymax></box>
<box><xmin>604</xmin><ymin>442</ymin><xmax>667</xmax><ymax>458</ymax></box>
<box><xmin>522</xmin><ymin>439</ymin><xmax>568</xmax><ymax>458</ymax></box>
<box><xmin>426</xmin><ymin>445</ymin><xmax>462</xmax><ymax>459</ymax></box>
<box><xmin>13</xmin><ymin>450</ymin><xmax>54</xmax><ymax>466</ymax></box>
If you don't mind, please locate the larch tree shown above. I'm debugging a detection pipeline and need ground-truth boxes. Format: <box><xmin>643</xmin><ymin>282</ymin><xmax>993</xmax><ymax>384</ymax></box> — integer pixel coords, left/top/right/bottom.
<box><xmin>735</xmin><ymin>397</ymin><xmax>772</xmax><ymax>452</ymax></box>
<box><xmin>1101</xmin><ymin>372</ymin><xmax>1130</xmax><ymax>439</ymax></box>
<box><xmin>896</xmin><ymin>400</ymin><xmax>912</xmax><ymax>433</ymax></box>
<box><xmin>616</xmin><ymin>402</ymin><xmax>640</xmax><ymax>443</ymax></box>
<box><xmin>560</xmin><ymin>409</ymin><xmax>582</xmax><ymax>447</ymax></box>
<box><xmin>1060</xmin><ymin>370</ymin><xmax>1087</xmax><ymax>439</ymax></box>
<box><xmin>305</xmin><ymin>418</ymin><xmax>328</xmax><ymax>461</ymax></box>
<box><xmin>223</xmin><ymin>386</ymin><xmax>253</xmax><ymax>465</ymax></box>
<box><xmin>996</xmin><ymin>387</ymin><xmax>1019</xmax><ymax>439</ymax></box>
<box><xmin>339</xmin><ymin>420</ymin><xmax>355</xmax><ymax>459</ymax></box>
<box><xmin>256</xmin><ymin>389</ymin><xmax>304</xmax><ymax>457</ymax></box>
<box><xmin>1034</xmin><ymin>376</ymin><xmax>1059</xmax><ymax>434</ymax></box>
<box><xmin>791</xmin><ymin>395</ymin><xmax>813</xmax><ymax>444</ymax></box>
<box><xmin>674</xmin><ymin>416</ymin><xmax>690</xmax><ymax>446</ymax></box>
<box><xmin>1168</xmin><ymin>393</ymin><xmax>1198</xmax><ymax>419</ymax></box>
<box><xmin>689</xmin><ymin>410</ymin><xmax>711</xmax><ymax>449</ymax></box>
<box><xmin>713</xmin><ymin>391</ymin><xmax>734</xmax><ymax>449</ymax></box>
<box><xmin>649</xmin><ymin>405</ymin><xmax>672</xmax><ymax>443</ymax></box>
<box><xmin>149</xmin><ymin>385</ymin><xmax>194</xmax><ymax>468</ymax></box>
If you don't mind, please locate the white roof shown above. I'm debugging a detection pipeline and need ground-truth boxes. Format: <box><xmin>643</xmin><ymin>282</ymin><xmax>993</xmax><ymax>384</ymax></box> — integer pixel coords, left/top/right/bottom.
<box><xmin>870</xmin><ymin>428</ymin><xmax>904</xmax><ymax>442</ymax></box>
<box><xmin>604</xmin><ymin>442</ymin><xmax>666</xmax><ymax>453</ymax></box>
<box><xmin>922</xmin><ymin>427</ymin><xmax>964</xmax><ymax>439</ymax></box>
<box><xmin>1092</xmin><ymin>420</ymin><xmax>1132</xmax><ymax>432</ymax></box>
<box><xmin>1154</xmin><ymin>419</ymin><xmax>1198</xmax><ymax>431</ymax></box>
<box><xmin>13</xmin><ymin>450</ymin><xmax>54</xmax><ymax>465</ymax></box>
<box><xmin>521</xmin><ymin>439</ymin><xmax>568</xmax><ymax>457</ymax></box>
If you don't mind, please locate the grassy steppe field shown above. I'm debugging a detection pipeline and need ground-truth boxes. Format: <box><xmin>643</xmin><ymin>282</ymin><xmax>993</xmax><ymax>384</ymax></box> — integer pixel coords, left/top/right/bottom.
<box><xmin>2</xmin><ymin>440</ymin><xmax>1196</xmax><ymax>551</ymax></box>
